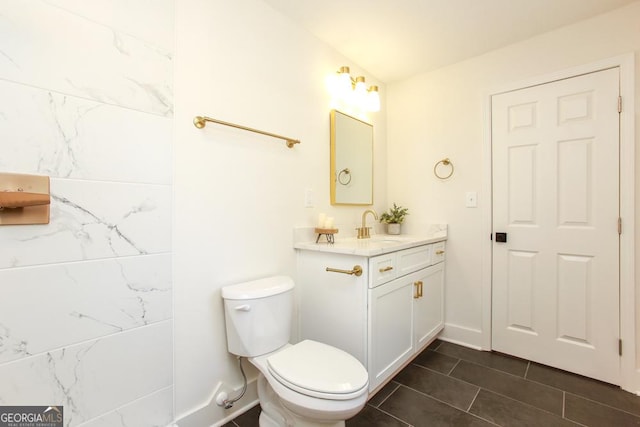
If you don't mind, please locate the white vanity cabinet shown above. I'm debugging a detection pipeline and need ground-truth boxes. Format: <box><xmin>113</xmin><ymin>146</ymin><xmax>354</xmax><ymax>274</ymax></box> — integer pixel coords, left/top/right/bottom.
<box><xmin>296</xmin><ymin>239</ymin><xmax>445</xmax><ymax>394</ymax></box>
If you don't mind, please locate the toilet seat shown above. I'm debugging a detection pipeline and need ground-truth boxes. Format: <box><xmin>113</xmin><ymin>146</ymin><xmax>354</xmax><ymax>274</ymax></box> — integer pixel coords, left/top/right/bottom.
<box><xmin>267</xmin><ymin>340</ymin><xmax>368</xmax><ymax>400</ymax></box>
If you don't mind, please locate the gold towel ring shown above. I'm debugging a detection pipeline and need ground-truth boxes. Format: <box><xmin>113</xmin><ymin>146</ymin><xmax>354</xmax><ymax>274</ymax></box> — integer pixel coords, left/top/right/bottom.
<box><xmin>338</xmin><ymin>168</ymin><xmax>352</xmax><ymax>185</ymax></box>
<box><xmin>434</xmin><ymin>158</ymin><xmax>454</xmax><ymax>179</ymax></box>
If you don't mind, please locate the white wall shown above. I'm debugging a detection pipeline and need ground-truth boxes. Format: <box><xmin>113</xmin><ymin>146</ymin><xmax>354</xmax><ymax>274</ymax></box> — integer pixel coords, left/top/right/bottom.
<box><xmin>387</xmin><ymin>0</ymin><xmax>639</xmax><ymax>369</ymax></box>
<box><xmin>173</xmin><ymin>0</ymin><xmax>387</xmax><ymax>424</ymax></box>
<box><xmin>0</xmin><ymin>0</ymin><xmax>174</xmax><ymax>425</ymax></box>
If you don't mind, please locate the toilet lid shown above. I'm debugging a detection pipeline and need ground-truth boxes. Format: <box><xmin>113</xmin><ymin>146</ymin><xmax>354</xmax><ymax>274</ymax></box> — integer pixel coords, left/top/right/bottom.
<box><xmin>267</xmin><ymin>340</ymin><xmax>368</xmax><ymax>400</ymax></box>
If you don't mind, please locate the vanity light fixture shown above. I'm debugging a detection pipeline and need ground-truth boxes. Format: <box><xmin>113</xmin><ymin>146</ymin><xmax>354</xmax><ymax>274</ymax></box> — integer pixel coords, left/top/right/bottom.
<box><xmin>333</xmin><ymin>66</ymin><xmax>380</xmax><ymax>112</ymax></box>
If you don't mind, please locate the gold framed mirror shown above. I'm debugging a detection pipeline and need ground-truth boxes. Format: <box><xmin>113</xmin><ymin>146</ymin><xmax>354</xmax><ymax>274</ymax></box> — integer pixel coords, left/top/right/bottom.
<box><xmin>330</xmin><ymin>110</ymin><xmax>373</xmax><ymax>205</ymax></box>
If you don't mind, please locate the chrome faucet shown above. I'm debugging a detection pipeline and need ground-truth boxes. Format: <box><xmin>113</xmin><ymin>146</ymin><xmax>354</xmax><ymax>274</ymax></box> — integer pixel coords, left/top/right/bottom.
<box><xmin>357</xmin><ymin>209</ymin><xmax>378</xmax><ymax>239</ymax></box>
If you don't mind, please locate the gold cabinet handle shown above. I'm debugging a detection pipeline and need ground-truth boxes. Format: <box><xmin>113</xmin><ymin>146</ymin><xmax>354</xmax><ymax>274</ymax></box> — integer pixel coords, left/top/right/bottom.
<box><xmin>435</xmin><ymin>250</ymin><xmax>445</xmax><ymax>255</ymax></box>
<box><xmin>379</xmin><ymin>266</ymin><xmax>394</xmax><ymax>273</ymax></box>
<box><xmin>326</xmin><ymin>265</ymin><xmax>363</xmax><ymax>277</ymax></box>
<box><xmin>414</xmin><ymin>281</ymin><xmax>424</xmax><ymax>299</ymax></box>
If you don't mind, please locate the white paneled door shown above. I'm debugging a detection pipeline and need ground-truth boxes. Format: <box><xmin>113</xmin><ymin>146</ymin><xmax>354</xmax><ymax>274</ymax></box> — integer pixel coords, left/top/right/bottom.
<box><xmin>491</xmin><ymin>68</ymin><xmax>620</xmax><ymax>385</ymax></box>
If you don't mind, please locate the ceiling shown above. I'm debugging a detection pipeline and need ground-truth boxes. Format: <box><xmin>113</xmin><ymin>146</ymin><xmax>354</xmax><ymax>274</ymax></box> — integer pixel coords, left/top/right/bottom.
<box><xmin>262</xmin><ymin>0</ymin><xmax>637</xmax><ymax>83</ymax></box>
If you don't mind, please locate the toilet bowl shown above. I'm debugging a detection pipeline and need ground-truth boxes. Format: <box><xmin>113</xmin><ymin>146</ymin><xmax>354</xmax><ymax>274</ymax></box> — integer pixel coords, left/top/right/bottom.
<box><xmin>251</xmin><ymin>341</ymin><xmax>368</xmax><ymax>426</ymax></box>
<box><xmin>221</xmin><ymin>276</ymin><xmax>369</xmax><ymax>426</ymax></box>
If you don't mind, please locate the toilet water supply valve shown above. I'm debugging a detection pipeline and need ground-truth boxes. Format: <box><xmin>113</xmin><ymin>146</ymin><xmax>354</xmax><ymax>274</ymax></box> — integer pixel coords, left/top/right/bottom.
<box><xmin>216</xmin><ymin>356</ymin><xmax>248</xmax><ymax>409</ymax></box>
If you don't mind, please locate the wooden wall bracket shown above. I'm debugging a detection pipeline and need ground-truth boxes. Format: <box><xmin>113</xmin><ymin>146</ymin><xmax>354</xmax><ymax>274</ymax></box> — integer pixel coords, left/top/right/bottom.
<box><xmin>0</xmin><ymin>172</ymin><xmax>50</xmax><ymax>225</ymax></box>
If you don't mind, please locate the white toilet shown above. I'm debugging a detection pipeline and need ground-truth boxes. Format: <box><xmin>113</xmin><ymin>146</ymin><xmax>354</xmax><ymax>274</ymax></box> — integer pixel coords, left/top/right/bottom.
<box><xmin>221</xmin><ymin>276</ymin><xmax>369</xmax><ymax>427</ymax></box>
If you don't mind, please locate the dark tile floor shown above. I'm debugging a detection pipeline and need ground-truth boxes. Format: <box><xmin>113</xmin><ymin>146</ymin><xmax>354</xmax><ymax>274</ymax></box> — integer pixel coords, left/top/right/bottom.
<box><xmin>225</xmin><ymin>340</ymin><xmax>640</xmax><ymax>427</ymax></box>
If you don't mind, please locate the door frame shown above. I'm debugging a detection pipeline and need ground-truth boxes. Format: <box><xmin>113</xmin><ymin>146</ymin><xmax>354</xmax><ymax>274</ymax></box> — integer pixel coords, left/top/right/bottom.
<box><xmin>481</xmin><ymin>54</ymin><xmax>636</xmax><ymax>392</ymax></box>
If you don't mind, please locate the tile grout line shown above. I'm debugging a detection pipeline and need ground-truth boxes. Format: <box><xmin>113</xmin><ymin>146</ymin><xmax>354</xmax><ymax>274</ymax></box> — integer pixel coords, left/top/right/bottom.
<box><xmin>466</xmin><ymin>387</ymin><xmax>481</xmax><ymax>412</ymax></box>
<box><xmin>395</xmin><ymin>382</ymin><xmax>500</xmax><ymax>427</ymax></box>
<box><xmin>411</xmin><ymin>359</ymin><xmax>469</xmax><ymax>382</ymax></box>
<box><xmin>435</xmin><ymin>346</ymin><xmax>529</xmax><ymax>379</ymax></box>
<box><xmin>450</xmin><ymin>358</ymin><xmax>537</xmax><ymax>383</ymax></box>
<box><xmin>372</xmin><ymin>382</ymin><xmax>401</xmax><ymax>408</ymax></box>
<box><xmin>432</xmin><ymin>365</ymin><xmax>567</xmax><ymax>420</ymax></box>
<box><xmin>522</xmin><ymin>373</ymin><xmax>640</xmax><ymax>418</ymax></box>
<box><xmin>563</xmin><ymin>390</ymin><xmax>640</xmax><ymax>420</ymax></box>
<box><xmin>392</xmin><ymin>383</ymin><xmax>484</xmax><ymax>419</ymax></box>
<box><xmin>369</xmin><ymin>404</ymin><xmax>413</xmax><ymax>427</ymax></box>
<box><xmin>409</xmin><ymin>357</ymin><xmax>564</xmax><ymax>418</ymax></box>
<box><xmin>447</xmin><ymin>358</ymin><xmax>462</xmax><ymax>376</ymax></box>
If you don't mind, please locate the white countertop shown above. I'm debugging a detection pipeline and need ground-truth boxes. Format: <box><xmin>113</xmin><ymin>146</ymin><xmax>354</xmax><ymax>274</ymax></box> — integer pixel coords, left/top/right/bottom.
<box><xmin>294</xmin><ymin>226</ymin><xmax>447</xmax><ymax>257</ymax></box>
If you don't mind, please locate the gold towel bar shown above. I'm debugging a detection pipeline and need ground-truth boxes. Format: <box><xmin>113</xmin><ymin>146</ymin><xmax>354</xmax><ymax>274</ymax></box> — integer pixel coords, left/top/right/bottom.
<box><xmin>193</xmin><ymin>116</ymin><xmax>301</xmax><ymax>148</ymax></box>
<box><xmin>325</xmin><ymin>265</ymin><xmax>363</xmax><ymax>277</ymax></box>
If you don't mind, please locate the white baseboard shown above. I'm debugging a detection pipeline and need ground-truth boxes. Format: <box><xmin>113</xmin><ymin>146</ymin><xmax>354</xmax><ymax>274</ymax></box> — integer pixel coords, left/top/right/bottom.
<box><xmin>440</xmin><ymin>322</ymin><xmax>488</xmax><ymax>350</ymax></box>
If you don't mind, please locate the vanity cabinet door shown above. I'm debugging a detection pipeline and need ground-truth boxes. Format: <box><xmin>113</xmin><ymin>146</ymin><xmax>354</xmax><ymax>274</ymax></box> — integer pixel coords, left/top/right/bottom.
<box><xmin>368</xmin><ymin>276</ymin><xmax>414</xmax><ymax>391</ymax></box>
<box><xmin>414</xmin><ymin>262</ymin><xmax>445</xmax><ymax>351</ymax></box>
<box><xmin>297</xmin><ymin>251</ymin><xmax>368</xmax><ymax>365</ymax></box>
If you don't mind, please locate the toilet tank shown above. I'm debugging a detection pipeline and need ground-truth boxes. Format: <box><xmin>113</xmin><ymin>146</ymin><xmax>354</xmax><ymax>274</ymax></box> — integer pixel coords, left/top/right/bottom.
<box><xmin>221</xmin><ymin>276</ymin><xmax>294</xmax><ymax>357</ymax></box>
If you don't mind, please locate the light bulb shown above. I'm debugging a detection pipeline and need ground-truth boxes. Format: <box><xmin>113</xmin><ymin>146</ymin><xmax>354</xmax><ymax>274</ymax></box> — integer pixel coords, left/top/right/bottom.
<box><xmin>336</xmin><ymin>66</ymin><xmax>352</xmax><ymax>100</ymax></box>
<box><xmin>368</xmin><ymin>85</ymin><xmax>380</xmax><ymax>112</ymax></box>
<box><xmin>354</xmin><ymin>76</ymin><xmax>367</xmax><ymax>109</ymax></box>
<box><xmin>354</xmin><ymin>76</ymin><xmax>367</xmax><ymax>95</ymax></box>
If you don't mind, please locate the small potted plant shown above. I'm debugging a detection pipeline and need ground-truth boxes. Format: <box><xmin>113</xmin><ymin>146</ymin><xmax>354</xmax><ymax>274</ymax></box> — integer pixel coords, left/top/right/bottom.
<box><xmin>379</xmin><ymin>203</ymin><xmax>409</xmax><ymax>235</ymax></box>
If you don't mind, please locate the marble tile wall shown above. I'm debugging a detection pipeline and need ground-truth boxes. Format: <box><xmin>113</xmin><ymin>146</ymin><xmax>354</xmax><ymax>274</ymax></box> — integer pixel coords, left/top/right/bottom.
<box><xmin>0</xmin><ymin>1</ymin><xmax>174</xmax><ymax>426</ymax></box>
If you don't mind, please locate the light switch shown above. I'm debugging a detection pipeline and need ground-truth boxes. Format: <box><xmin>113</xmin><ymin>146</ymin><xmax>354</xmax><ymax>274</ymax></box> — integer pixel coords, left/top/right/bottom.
<box><xmin>304</xmin><ymin>188</ymin><xmax>314</xmax><ymax>208</ymax></box>
<box><xmin>465</xmin><ymin>191</ymin><xmax>477</xmax><ymax>208</ymax></box>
